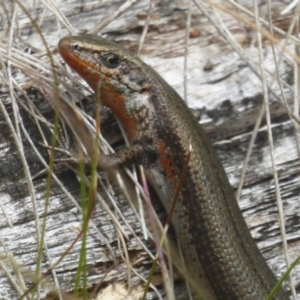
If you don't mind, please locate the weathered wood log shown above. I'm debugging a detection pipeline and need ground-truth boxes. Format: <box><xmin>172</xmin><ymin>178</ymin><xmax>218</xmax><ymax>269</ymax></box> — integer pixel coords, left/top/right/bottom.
<box><xmin>0</xmin><ymin>0</ymin><xmax>299</xmax><ymax>299</ymax></box>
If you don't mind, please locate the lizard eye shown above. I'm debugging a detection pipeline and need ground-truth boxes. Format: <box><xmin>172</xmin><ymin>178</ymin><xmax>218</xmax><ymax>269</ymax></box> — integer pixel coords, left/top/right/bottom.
<box><xmin>102</xmin><ymin>53</ymin><xmax>120</xmax><ymax>68</ymax></box>
<box><xmin>71</xmin><ymin>43</ymin><xmax>80</xmax><ymax>52</ymax></box>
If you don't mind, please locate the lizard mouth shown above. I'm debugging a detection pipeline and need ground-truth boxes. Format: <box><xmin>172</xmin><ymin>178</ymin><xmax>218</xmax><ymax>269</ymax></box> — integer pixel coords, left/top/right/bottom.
<box><xmin>58</xmin><ymin>37</ymin><xmax>76</xmax><ymax>68</ymax></box>
<box><xmin>58</xmin><ymin>38</ymin><xmax>103</xmax><ymax>94</ymax></box>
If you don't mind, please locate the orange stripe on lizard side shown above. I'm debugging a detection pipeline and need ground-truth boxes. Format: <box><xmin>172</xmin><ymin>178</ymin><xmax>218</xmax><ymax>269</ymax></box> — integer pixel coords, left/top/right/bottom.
<box><xmin>59</xmin><ymin>48</ymin><xmax>138</xmax><ymax>142</ymax></box>
<box><xmin>158</xmin><ymin>141</ymin><xmax>175</xmax><ymax>182</ymax></box>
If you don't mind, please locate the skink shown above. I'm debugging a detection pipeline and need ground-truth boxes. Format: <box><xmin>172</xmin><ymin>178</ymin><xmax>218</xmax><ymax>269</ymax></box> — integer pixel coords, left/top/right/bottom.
<box><xmin>58</xmin><ymin>35</ymin><xmax>289</xmax><ymax>300</ymax></box>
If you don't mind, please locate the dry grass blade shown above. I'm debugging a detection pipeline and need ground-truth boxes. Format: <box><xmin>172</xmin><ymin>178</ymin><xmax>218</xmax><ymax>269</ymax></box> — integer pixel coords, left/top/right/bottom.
<box><xmin>1</xmin><ymin>0</ymin><xmax>300</xmax><ymax>299</ymax></box>
<box><xmin>88</xmin><ymin>0</ymin><xmax>140</xmax><ymax>34</ymax></box>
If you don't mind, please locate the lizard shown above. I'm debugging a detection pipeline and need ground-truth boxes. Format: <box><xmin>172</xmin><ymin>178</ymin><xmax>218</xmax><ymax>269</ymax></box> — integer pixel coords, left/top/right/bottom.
<box><xmin>58</xmin><ymin>34</ymin><xmax>289</xmax><ymax>300</ymax></box>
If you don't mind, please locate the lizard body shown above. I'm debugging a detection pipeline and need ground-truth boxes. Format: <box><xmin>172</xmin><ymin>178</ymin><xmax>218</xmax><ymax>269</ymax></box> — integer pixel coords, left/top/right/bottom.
<box><xmin>58</xmin><ymin>35</ymin><xmax>289</xmax><ymax>300</ymax></box>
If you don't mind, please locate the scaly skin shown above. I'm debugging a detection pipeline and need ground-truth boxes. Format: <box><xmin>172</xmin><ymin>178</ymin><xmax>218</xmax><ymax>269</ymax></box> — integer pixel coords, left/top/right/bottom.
<box><xmin>58</xmin><ymin>35</ymin><xmax>289</xmax><ymax>300</ymax></box>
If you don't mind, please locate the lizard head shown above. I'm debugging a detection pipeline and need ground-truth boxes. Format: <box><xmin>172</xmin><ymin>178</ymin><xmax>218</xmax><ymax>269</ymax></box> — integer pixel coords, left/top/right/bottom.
<box><xmin>58</xmin><ymin>35</ymin><xmax>156</xmax><ymax>142</ymax></box>
<box><xmin>58</xmin><ymin>35</ymin><xmax>151</xmax><ymax>97</ymax></box>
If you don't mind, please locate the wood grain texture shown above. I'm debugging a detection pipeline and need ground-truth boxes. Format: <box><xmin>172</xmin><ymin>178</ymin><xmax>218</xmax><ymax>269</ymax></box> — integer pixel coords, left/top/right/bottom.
<box><xmin>0</xmin><ymin>0</ymin><xmax>299</xmax><ymax>299</ymax></box>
